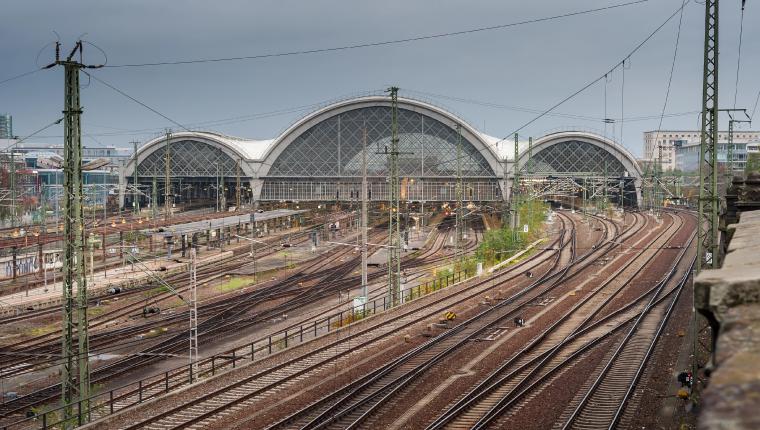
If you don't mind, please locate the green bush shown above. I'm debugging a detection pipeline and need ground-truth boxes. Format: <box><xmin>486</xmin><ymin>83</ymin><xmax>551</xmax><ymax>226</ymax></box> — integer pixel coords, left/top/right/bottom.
<box><xmin>476</xmin><ymin>200</ymin><xmax>548</xmax><ymax>267</ymax></box>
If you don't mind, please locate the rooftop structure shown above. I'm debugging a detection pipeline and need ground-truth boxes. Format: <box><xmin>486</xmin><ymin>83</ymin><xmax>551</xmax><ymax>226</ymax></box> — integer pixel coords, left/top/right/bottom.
<box><xmin>644</xmin><ymin>130</ymin><xmax>760</xmax><ymax>173</ymax></box>
<box><xmin>120</xmin><ymin>96</ymin><xmax>644</xmax><ymax>208</ymax></box>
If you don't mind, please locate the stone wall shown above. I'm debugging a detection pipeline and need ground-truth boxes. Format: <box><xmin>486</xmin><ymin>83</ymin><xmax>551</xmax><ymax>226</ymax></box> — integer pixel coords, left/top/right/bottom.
<box><xmin>695</xmin><ymin>209</ymin><xmax>760</xmax><ymax>429</ymax></box>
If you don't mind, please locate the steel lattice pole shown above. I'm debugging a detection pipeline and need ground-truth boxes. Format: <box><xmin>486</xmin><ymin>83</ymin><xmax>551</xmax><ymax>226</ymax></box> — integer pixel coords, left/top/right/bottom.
<box><xmin>132</xmin><ymin>140</ymin><xmax>139</xmax><ymax>215</ymax></box>
<box><xmin>164</xmin><ymin>130</ymin><xmax>171</xmax><ymax>221</ymax></box>
<box><xmin>387</xmin><ymin>87</ymin><xmax>401</xmax><ymax>307</ymax></box>
<box><xmin>59</xmin><ymin>42</ymin><xmax>91</xmax><ymax>426</ymax></box>
<box><xmin>455</xmin><ymin>124</ymin><xmax>463</xmax><ymax>263</ymax></box>
<box><xmin>697</xmin><ymin>0</ymin><xmax>719</xmax><ymax>272</ymax></box>
<box><xmin>512</xmin><ymin>134</ymin><xmax>520</xmax><ymax>231</ymax></box>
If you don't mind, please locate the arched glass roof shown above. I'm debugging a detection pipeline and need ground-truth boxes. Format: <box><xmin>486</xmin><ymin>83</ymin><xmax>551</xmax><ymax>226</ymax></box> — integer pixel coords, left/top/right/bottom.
<box><xmin>267</xmin><ymin>106</ymin><xmax>496</xmax><ymax>178</ymax></box>
<box><xmin>522</xmin><ymin>140</ymin><xmax>630</xmax><ymax>176</ymax></box>
<box><xmin>137</xmin><ymin>140</ymin><xmax>239</xmax><ymax>178</ymax></box>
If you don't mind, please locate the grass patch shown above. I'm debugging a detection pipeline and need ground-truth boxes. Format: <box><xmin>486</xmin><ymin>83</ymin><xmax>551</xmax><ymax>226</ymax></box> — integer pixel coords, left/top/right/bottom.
<box><xmin>88</xmin><ymin>307</ymin><xmax>105</xmax><ymax>318</ymax></box>
<box><xmin>331</xmin><ymin>310</ymin><xmax>367</xmax><ymax>329</ymax></box>
<box><xmin>26</xmin><ymin>323</ymin><xmax>58</xmax><ymax>337</ymax></box>
<box><xmin>144</xmin><ymin>285</ymin><xmax>170</xmax><ymax>297</ymax></box>
<box><xmin>217</xmin><ymin>276</ymin><xmax>254</xmax><ymax>293</ymax></box>
<box><xmin>476</xmin><ymin>200</ymin><xmax>548</xmax><ymax>268</ymax></box>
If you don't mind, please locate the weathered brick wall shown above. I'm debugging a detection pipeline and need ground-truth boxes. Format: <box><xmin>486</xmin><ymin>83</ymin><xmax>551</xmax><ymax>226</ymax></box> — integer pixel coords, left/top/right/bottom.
<box><xmin>695</xmin><ymin>210</ymin><xmax>760</xmax><ymax>429</ymax></box>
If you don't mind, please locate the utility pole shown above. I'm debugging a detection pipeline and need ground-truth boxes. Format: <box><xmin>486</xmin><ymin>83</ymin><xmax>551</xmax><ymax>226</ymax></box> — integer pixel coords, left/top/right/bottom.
<box><xmin>583</xmin><ymin>175</ymin><xmax>588</xmax><ymax>219</ymax></box>
<box><xmin>386</xmin><ymin>87</ymin><xmax>402</xmax><ymax>307</ymax></box>
<box><xmin>9</xmin><ymin>146</ymin><xmax>16</xmax><ymax>227</ymax></box>
<box><xmin>656</xmin><ymin>141</ymin><xmax>664</xmax><ymax>212</ymax></box>
<box><xmin>131</xmin><ymin>140</ymin><xmax>140</xmax><ymax>215</ymax></box>
<box><xmin>500</xmin><ymin>143</ymin><xmax>509</xmax><ymax>228</ymax></box>
<box><xmin>512</xmin><ymin>133</ymin><xmax>520</xmax><ymax>230</ymax></box>
<box><xmin>455</xmin><ymin>123</ymin><xmax>463</xmax><ymax>264</ymax></box>
<box><xmin>163</xmin><ymin>130</ymin><xmax>171</xmax><ymax>221</ymax></box>
<box><xmin>527</xmin><ymin>136</ymin><xmax>534</xmax><ymax>228</ymax></box>
<box><xmin>220</xmin><ymin>165</ymin><xmax>225</xmax><ymax>212</ymax></box>
<box><xmin>151</xmin><ymin>176</ymin><xmax>158</xmax><ymax>219</ymax></box>
<box><xmin>236</xmin><ymin>157</ymin><xmax>241</xmax><ymax>210</ymax></box>
<box><xmin>361</xmin><ymin>125</ymin><xmax>369</xmax><ymax>300</ymax></box>
<box><xmin>527</xmin><ymin>136</ymin><xmax>533</xmax><ymax>175</ymax></box>
<box><xmin>603</xmin><ymin>160</ymin><xmax>609</xmax><ymax>211</ymax></box>
<box><xmin>189</xmin><ymin>248</ymin><xmax>199</xmax><ymax>381</ymax></box>
<box><xmin>697</xmin><ymin>0</ymin><xmax>719</xmax><ymax>272</ymax></box>
<box><xmin>719</xmin><ymin>109</ymin><xmax>751</xmax><ymax>183</ymax></box>
<box><xmin>46</xmin><ymin>40</ymin><xmax>100</xmax><ymax>427</ymax></box>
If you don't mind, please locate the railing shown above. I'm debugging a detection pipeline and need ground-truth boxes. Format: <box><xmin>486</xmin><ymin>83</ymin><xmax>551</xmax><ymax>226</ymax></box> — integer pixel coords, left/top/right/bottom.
<box><xmin>4</xmin><ymin>268</ymin><xmax>474</xmax><ymax>430</ymax></box>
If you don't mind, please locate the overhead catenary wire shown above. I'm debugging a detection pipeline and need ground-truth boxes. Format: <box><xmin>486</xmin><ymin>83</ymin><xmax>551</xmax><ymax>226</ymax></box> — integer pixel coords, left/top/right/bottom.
<box><xmin>621</xmin><ymin>59</ymin><xmax>626</xmax><ymax>146</ymax></box>
<box><xmin>402</xmin><ymin>0</ymin><xmax>694</xmax><ymax>170</ymax></box>
<box><xmin>0</xmin><ymin>68</ymin><xmax>42</xmax><ymax>88</ymax></box>
<box><xmin>99</xmin><ymin>0</ymin><xmax>650</xmax><ymax>69</ymax></box>
<box><xmin>498</xmin><ymin>0</ymin><xmax>692</xmax><ymax>144</ymax></box>
<box><xmin>733</xmin><ymin>2</ymin><xmax>746</xmax><ymax>109</ymax></box>
<box><xmin>402</xmin><ymin>88</ymin><xmax>699</xmax><ymax>123</ymax></box>
<box><xmin>0</xmin><ymin>117</ymin><xmax>63</xmax><ymax>151</ymax></box>
<box><xmin>82</xmin><ymin>71</ymin><xmax>190</xmax><ymax>132</ymax></box>
<box><xmin>31</xmin><ymin>89</ymin><xmax>388</xmax><ymax>139</ymax></box>
<box><xmin>652</xmin><ymin>0</ymin><xmax>687</xmax><ymax>163</ymax></box>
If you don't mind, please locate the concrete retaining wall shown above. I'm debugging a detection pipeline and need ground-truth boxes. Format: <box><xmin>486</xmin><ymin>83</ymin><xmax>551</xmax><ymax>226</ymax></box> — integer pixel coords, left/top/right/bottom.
<box><xmin>695</xmin><ymin>209</ymin><xmax>760</xmax><ymax>429</ymax></box>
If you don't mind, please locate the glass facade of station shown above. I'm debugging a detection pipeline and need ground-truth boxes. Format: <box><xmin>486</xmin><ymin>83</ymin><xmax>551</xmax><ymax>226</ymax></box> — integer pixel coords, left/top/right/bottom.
<box><xmin>263</xmin><ymin>106</ymin><xmax>500</xmax><ymax>201</ymax></box>
<box><xmin>522</xmin><ymin>140</ymin><xmax>631</xmax><ymax>177</ymax></box>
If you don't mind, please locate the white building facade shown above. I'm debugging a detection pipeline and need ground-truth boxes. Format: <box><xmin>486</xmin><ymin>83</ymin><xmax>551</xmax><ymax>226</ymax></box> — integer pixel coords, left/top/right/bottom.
<box><xmin>644</xmin><ymin>130</ymin><xmax>760</xmax><ymax>173</ymax></box>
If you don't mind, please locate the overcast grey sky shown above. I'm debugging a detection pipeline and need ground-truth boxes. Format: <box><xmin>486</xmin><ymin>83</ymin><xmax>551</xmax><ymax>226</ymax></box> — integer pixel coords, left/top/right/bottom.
<box><xmin>0</xmin><ymin>0</ymin><xmax>756</xmax><ymax>156</ymax></box>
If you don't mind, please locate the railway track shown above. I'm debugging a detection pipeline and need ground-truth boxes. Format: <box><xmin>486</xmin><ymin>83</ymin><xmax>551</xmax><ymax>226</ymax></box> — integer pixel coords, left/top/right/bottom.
<box><xmin>261</xmin><ymin>214</ymin><xmax>576</xmax><ymax>430</ymax></box>
<box><xmin>0</xmin><ymin>218</ymin><xmax>473</xmax><ymax>423</ymax></box>
<box><xmin>220</xmin><ymin>210</ymin><xmax>691</xmax><ymax>430</ymax></box>
<box><xmin>0</xmin><ymin>226</ymin><xmax>378</xmax><ymax>418</ymax></box>
<box><xmin>68</xmin><ymin>215</ymin><xmax>564</xmax><ymax>429</ymax></box>
<box><xmin>423</xmin><ymin>211</ymin><xmax>695</xmax><ymax>430</ymax></box>
<box><xmin>553</xmin><ymin>212</ymin><xmax>696</xmax><ymax>430</ymax></box>
<box><xmin>0</xmin><ymin>230</ymin><xmax>317</xmax><ymax>372</ymax></box>
<box><xmin>0</xmin><ymin>209</ymin><xmax>287</xmax><ymax>293</ymax></box>
<box><xmin>262</xmin><ymin>211</ymin><xmax>650</xmax><ymax>430</ymax></box>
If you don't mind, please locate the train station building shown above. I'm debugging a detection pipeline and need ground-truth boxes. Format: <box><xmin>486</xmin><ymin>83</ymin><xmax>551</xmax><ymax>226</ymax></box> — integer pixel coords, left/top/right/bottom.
<box><xmin>120</xmin><ymin>96</ymin><xmax>643</xmax><ymax>209</ymax></box>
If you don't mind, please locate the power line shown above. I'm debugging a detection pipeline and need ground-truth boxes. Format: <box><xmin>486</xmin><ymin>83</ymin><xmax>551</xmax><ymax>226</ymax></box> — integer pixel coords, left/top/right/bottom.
<box><xmin>83</xmin><ymin>71</ymin><xmax>190</xmax><ymax>131</ymax></box>
<box><xmin>0</xmin><ymin>68</ymin><xmax>42</xmax><ymax>88</ymax></box>
<box><xmin>653</xmin><ymin>0</ymin><xmax>687</xmax><ymax>155</ymax></box>
<box><xmin>1</xmin><ymin>117</ymin><xmax>63</xmax><ymax>151</ymax></box>
<box><xmin>733</xmin><ymin>3</ymin><xmax>745</xmax><ymax>109</ymax></box>
<box><xmin>102</xmin><ymin>0</ymin><xmax>650</xmax><ymax>69</ymax></box>
<box><xmin>404</xmin><ymin>88</ymin><xmax>699</xmax><ymax>123</ymax></box>
<box><xmin>499</xmin><ymin>0</ymin><xmax>691</xmax><ymax>144</ymax></box>
<box><xmin>28</xmin><ymin>90</ymin><xmax>386</xmax><ymax>139</ymax></box>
